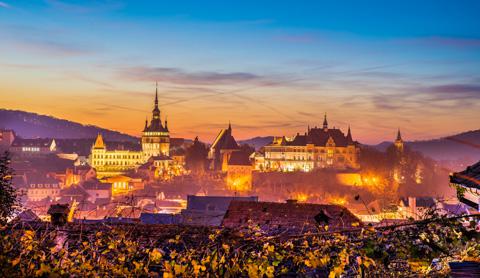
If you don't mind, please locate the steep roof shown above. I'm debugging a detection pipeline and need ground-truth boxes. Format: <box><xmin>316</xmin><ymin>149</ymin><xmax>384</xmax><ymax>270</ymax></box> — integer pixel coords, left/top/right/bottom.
<box><xmin>228</xmin><ymin>151</ymin><xmax>252</xmax><ymax>166</ymax></box>
<box><xmin>269</xmin><ymin>127</ymin><xmax>354</xmax><ymax>148</ymax></box>
<box><xmin>211</xmin><ymin>126</ymin><xmax>239</xmax><ymax>151</ymax></box>
<box><xmin>222</xmin><ymin>201</ymin><xmax>362</xmax><ymax>232</ymax></box>
<box><xmin>11</xmin><ymin>138</ymin><xmax>55</xmax><ymax>148</ymax></box>
<box><xmin>450</xmin><ymin>160</ymin><xmax>480</xmax><ymax>190</ymax></box>
<box><xmin>93</xmin><ymin>134</ymin><xmax>105</xmax><ymax>149</ymax></box>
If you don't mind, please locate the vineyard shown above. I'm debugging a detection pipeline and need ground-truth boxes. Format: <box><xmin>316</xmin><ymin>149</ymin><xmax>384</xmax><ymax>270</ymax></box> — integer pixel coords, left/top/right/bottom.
<box><xmin>1</xmin><ymin>215</ymin><xmax>479</xmax><ymax>277</ymax></box>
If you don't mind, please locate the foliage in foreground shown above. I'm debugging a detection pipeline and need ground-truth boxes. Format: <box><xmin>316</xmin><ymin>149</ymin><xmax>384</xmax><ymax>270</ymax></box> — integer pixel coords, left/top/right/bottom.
<box><xmin>1</xmin><ymin>216</ymin><xmax>479</xmax><ymax>277</ymax></box>
<box><xmin>0</xmin><ymin>151</ymin><xmax>19</xmax><ymax>225</ymax></box>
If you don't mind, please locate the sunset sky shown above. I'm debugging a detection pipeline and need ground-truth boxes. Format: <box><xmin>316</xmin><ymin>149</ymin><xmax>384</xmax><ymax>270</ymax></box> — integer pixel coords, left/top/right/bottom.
<box><xmin>0</xmin><ymin>0</ymin><xmax>479</xmax><ymax>144</ymax></box>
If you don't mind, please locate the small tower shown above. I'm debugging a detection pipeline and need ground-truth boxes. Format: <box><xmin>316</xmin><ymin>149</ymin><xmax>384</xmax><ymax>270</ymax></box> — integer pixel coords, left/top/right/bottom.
<box><xmin>394</xmin><ymin>129</ymin><xmax>404</xmax><ymax>152</ymax></box>
<box><xmin>323</xmin><ymin>113</ymin><xmax>328</xmax><ymax>131</ymax></box>
<box><xmin>141</xmin><ymin>83</ymin><xmax>170</xmax><ymax>159</ymax></box>
<box><xmin>91</xmin><ymin>134</ymin><xmax>106</xmax><ymax>167</ymax></box>
<box><xmin>346</xmin><ymin>125</ymin><xmax>353</xmax><ymax>144</ymax></box>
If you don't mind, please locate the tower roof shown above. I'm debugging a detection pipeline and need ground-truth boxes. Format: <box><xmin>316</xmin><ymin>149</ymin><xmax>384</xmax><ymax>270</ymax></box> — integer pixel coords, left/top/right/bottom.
<box><xmin>346</xmin><ymin>125</ymin><xmax>353</xmax><ymax>144</ymax></box>
<box><xmin>93</xmin><ymin>134</ymin><xmax>105</xmax><ymax>149</ymax></box>
<box><xmin>396</xmin><ymin>129</ymin><xmax>402</xmax><ymax>141</ymax></box>
<box><xmin>323</xmin><ymin>113</ymin><xmax>328</xmax><ymax>129</ymax></box>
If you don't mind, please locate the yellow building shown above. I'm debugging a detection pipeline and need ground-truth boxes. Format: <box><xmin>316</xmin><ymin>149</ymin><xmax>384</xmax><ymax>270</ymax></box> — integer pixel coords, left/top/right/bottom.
<box><xmin>89</xmin><ymin>85</ymin><xmax>176</xmax><ymax>178</ymax></box>
<box><xmin>226</xmin><ymin>151</ymin><xmax>253</xmax><ymax>192</ymax></box>
<box><xmin>260</xmin><ymin>115</ymin><xmax>360</xmax><ymax>172</ymax></box>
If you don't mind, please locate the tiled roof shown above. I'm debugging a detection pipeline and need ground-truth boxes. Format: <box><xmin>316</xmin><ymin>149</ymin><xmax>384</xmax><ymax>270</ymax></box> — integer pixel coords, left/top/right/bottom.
<box><xmin>186</xmin><ymin>195</ymin><xmax>258</xmax><ymax>211</ymax></box>
<box><xmin>450</xmin><ymin>160</ymin><xmax>480</xmax><ymax>190</ymax></box>
<box><xmin>211</xmin><ymin>128</ymin><xmax>239</xmax><ymax>151</ymax></box>
<box><xmin>11</xmin><ymin>138</ymin><xmax>54</xmax><ymax>147</ymax></box>
<box><xmin>228</xmin><ymin>151</ymin><xmax>251</xmax><ymax>166</ymax></box>
<box><xmin>272</xmin><ymin>128</ymin><xmax>353</xmax><ymax>148</ymax></box>
<box><xmin>26</xmin><ymin>173</ymin><xmax>60</xmax><ymax>185</ymax></box>
<box><xmin>222</xmin><ymin>201</ymin><xmax>362</xmax><ymax>232</ymax></box>
<box><xmin>82</xmin><ymin>179</ymin><xmax>111</xmax><ymax>190</ymax></box>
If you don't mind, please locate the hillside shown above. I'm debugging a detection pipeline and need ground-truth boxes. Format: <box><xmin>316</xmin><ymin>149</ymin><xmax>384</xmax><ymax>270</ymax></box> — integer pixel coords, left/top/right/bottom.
<box><xmin>373</xmin><ymin>129</ymin><xmax>480</xmax><ymax>163</ymax></box>
<box><xmin>0</xmin><ymin>109</ymin><xmax>138</xmax><ymax>142</ymax></box>
<box><xmin>238</xmin><ymin>136</ymin><xmax>274</xmax><ymax>150</ymax></box>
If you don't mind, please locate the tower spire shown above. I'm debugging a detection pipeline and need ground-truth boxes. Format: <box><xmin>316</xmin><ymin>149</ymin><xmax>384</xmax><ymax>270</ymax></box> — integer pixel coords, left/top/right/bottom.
<box><xmin>228</xmin><ymin>121</ymin><xmax>232</xmax><ymax>132</ymax></box>
<box><xmin>155</xmin><ymin>81</ymin><xmax>159</xmax><ymax>107</ymax></box>
<box><xmin>165</xmin><ymin>115</ymin><xmax>168</xmax><ymax>131</ymax></box>
<box><xmin>152</xmin><ymin>82</ymin><xmax>160</xmax><ymax>120</ymax></box>
<box><xmin>396</xmin><ymin>128</ymin><xmax>402</xmax><ymax>141</ymax></box>
<box><xmin>323</xmin><ymin>113</ymin><xmax>328</xmax><ymax>130</ymax></box>
<box><xmin>346</xmin><ymin>125</ymin><xmax>353</xmax><ymax>143</ymax></box>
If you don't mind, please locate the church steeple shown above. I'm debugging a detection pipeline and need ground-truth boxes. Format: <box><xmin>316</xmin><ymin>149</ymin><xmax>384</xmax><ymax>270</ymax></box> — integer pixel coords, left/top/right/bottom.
<box><xmin>394</xmin><ymin>128</ymin><xmax>404</xmax><ymax>151</ymax></box>
<box><xmin>93</xmin><ymin>133</ymin><xmax>105</xmax><ymax>149</ymax></box>
<box><xmin>323</xmin><ymin>113</ymin><xmax>328</xmax><ymax>130</ymax></box>
<box><xmin>152</xmin><ymin>82</ymin><xmax>160</xmax><ymax>120</ymax></box>
<box><xmin>396</xmin><ymin>128</ymin><xmax>402</xmax><ymax>141</ymax></box>
<box><xmin>346</xmin><ymin>125</ymin><xmax>353</xmax><ymax>144</ymax></box>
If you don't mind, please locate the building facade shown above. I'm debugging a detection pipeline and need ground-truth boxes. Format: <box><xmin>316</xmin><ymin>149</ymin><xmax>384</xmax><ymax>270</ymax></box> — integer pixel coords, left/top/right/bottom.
<box><xmin>208</xmin><ymin>123</ymin><xmax>240</xmax><ymax>171</ymax></box>
<box><xmin>89</xmin><ymin>85</ymin><xmax>177</xmax><ymax>178</ymax></box>
<box><xmin>260</xmin><ymin>115</ymin><xmax>360</xmax><ymax>172</ymax></box>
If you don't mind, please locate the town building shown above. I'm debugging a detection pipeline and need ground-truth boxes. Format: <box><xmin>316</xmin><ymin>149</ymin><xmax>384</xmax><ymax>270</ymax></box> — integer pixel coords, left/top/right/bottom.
<box><xmin>89</xmin><ymin>85</ymin><xmax>184</xmax><ymax>178</ymax></box>
<box><xmin>226</xmin><ymin>151</ymin><xmax>253</xmax><ymax>192</ymax></box>
<box><xmin>222</xmin><ymin>199</ymin><xmax>361</xmax><ymax>232</ymax></box>
<box><xmin>10</xmin><ymin>138</ymin><xmax>57</xmax><ymax>156</ymax></box>
<box><xmin>208</xmin><ymin>123</ymin><xmax>240</xmax><ymax>171</ymax></box>
<box><xmin>260</xmin><ymin>115</ymin><xmax>359</xmax><ymax>172</ymax></box>
<box><xmin>181</xmin><ymin>195</ymin><xmax>258</xmax><ymax>226</ymax></box>
<box><xmin>26</xmin><ymin>174</ymin><xmax>62</xmax><ymax>202</ymax></box>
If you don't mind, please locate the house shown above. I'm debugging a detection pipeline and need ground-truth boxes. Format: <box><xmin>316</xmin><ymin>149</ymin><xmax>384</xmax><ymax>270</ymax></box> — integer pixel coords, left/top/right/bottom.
<box><xmin>26</xmin><ymin>174</ymin><xmax>62</xmax><ymax>202</ymax></box>
<box><xmin>81</xmin><ymin>179</ymin><xmax>112</xmax><ymax>204</ymax></box>
<box><xmin>10</xmin><ymin>138</ymin><xmax>57</xmax><ymax>156</ymax></box>
<box><xmin>140</xmin><ymin>213</ymin><xmax>182</xmax><ymax>224</ymax></box>
<box><xmin>101</xmin><ymin>175</ymin><xmax>144</xmax><ymax>196</ymax></box>
<box><xmin>11</xmin><ymin>209</ymin><xmax>41</xmax><ymax>223</ymax></box>
<box><xmin>222</xmin><ymin>200</ymin><xmax>362</xmax><ymax>233</ymax></box>
<box><xmin>226</xmin><ymin>151</ymin><xmax>253</xmax><ymax>192</ymax></box>
<box><xmin>208</xmin><ymin>123</ymin><xmax>240</xmax><ymax>171</ymax></box>
<box><xmin>181</xmin><ymin>195</ymin><xmax>258</xmax><ymax>226</ymax></box>
<box><xmin>261</xmin><ymin>115</ymin><xmax>359</xmax><ymax>172</ymax></box>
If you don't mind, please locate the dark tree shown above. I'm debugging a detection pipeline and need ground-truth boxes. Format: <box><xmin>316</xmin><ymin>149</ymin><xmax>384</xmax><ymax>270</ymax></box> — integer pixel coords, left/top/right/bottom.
<box><xmin>0</xmin><ymin>151</ymin><xmax>19</xmax><ymax>224</ymax></box>
<box><xmin>185</xmin><ymin>137</ymin><xmax>209</xmax><ymax>175</ymax></box>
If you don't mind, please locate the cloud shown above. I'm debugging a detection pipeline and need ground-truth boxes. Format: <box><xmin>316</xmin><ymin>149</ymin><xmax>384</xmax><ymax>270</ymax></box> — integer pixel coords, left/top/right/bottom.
<box><xmin>368</xmin><ymin>83</ymin><xmax>480</xmax><ymax>111</ymax></box>
<box><xmin>118</xmin><ymin>66</ymin><xmax>264</xmax><ymax>85</ymax></box>
<box><xmin>398</xmin><ymin>36</ymin><xmax>480</xmax><ymax>48</ymax></box>
<box><xmin>274</xmin><ymin>34</ymin><xmax>317</xmax><ymax>43</ymax></box>
<box><xmin>13</xmin><ymin>39</ymin><xmax>93</xmax><ymax>57</ymax></box>
<box><xmin>0</xmin><ymin>1</ymin><xmax>9</xmax><ymax>8</ymax></box>
<box><xmin>44</xmin><ymin>0</ymin><xmax>124</xmax><ymax>14</ymax></box>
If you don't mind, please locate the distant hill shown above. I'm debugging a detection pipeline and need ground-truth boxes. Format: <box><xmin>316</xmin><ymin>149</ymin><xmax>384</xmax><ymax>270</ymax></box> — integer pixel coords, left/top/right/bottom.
<box><xmin>373</xmin><ymin>129</ymin><xmax>480</xmax><ymax>163</ymax></box>
<box><xmin>0</xmin><ymin>109</ymin><xmax>138</xmax><ymax>142</ymax></box>
<box><xmin>238</xmin><ymin>136</ymin><xmax>274</xmax><ymax>150</ymax></box>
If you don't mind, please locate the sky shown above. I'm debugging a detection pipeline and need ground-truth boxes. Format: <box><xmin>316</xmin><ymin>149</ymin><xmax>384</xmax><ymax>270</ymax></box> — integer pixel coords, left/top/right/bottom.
<box><xmin>0</xmin><ymin>0</ymin><xmax>479</xmax><ymax>144</ymax></box>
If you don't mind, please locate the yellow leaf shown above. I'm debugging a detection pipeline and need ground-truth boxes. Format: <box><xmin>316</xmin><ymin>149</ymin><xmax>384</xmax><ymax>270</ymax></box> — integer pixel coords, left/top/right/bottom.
<box><xmin>11</xmin><ymin>257</ymin><xmax>21</xmax><ymax>266</ymax></box>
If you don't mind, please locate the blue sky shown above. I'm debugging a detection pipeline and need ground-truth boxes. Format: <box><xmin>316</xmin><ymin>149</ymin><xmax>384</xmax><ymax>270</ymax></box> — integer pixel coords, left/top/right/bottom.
<box><xmin>0</xmin><ymin>0</ymin><xmax>479</xmax><ymax>143</ymax></box>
